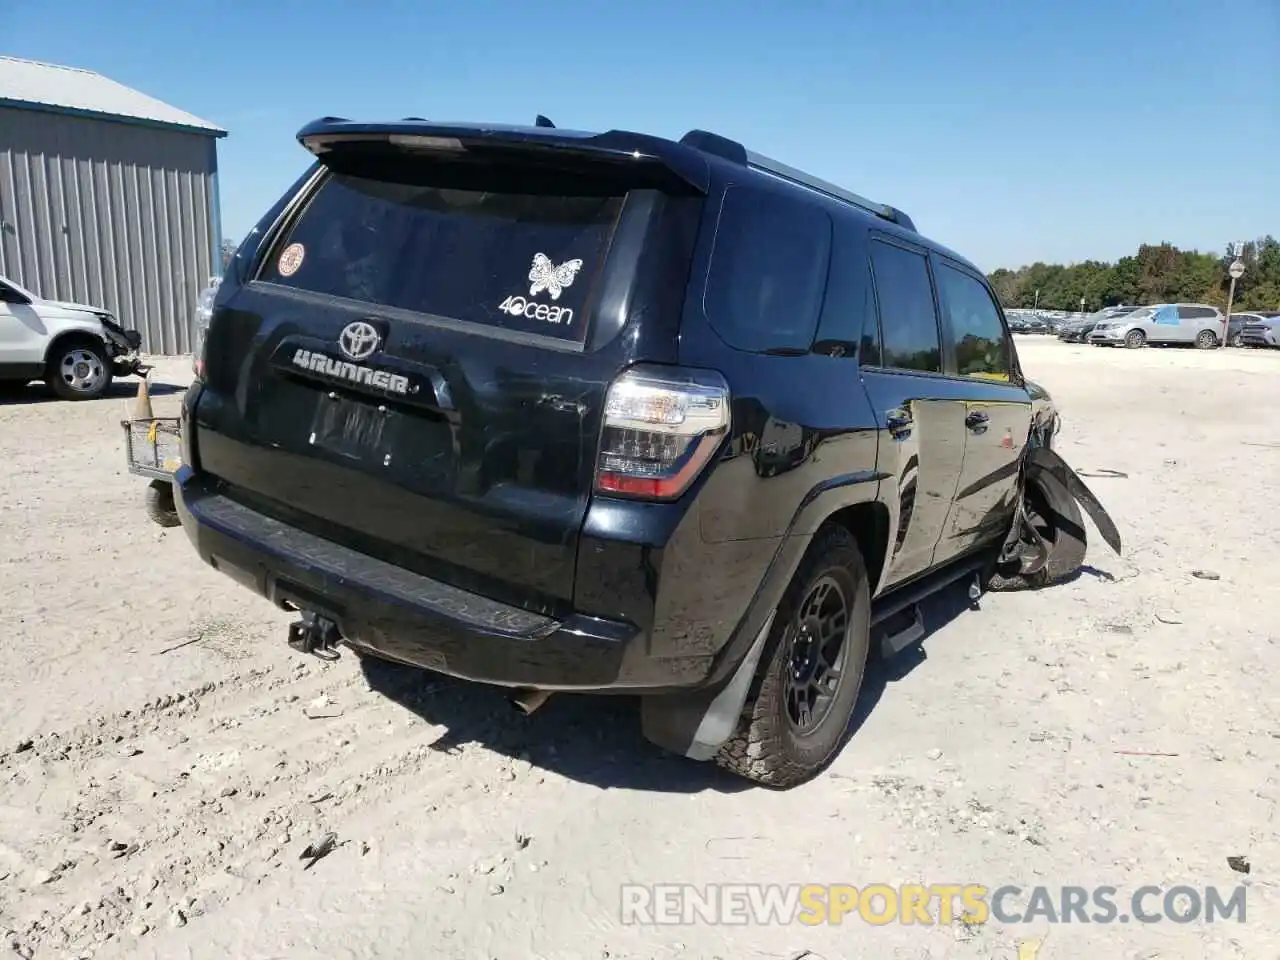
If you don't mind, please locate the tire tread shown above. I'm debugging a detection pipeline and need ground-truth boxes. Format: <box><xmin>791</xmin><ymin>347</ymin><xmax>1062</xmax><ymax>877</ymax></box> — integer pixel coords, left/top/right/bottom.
<box><xmin>716</xmin><ymin>526</ymin><xmax>870</xmax><ymax>788</ymax></box>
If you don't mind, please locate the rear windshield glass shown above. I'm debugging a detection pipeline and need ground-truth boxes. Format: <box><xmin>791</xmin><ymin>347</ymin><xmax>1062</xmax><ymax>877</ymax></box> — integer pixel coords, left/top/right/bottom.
<box><xmin>263</xmin><ymin>170</ymin><xmax>623</xmax><ymax>344</ymax></box>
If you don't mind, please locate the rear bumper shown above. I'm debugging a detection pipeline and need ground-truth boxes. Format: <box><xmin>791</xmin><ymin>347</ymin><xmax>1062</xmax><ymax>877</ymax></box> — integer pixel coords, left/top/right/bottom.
<box><xmin>172</xmin><ymin>467</ymin><xmax>712</xmax><ymax>692</ymax></box>
<box><xmin>1241</xmin><ymin>333</ymin><xmax>1279</xmax><ymax>347</ymax></box>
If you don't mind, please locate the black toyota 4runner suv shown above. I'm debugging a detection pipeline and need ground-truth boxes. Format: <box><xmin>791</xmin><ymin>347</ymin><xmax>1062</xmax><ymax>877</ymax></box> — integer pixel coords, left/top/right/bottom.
<box><xmin>175</xmin><ymin>118</ymin><xmax>1120</xmax><ymax>788</ymax></box>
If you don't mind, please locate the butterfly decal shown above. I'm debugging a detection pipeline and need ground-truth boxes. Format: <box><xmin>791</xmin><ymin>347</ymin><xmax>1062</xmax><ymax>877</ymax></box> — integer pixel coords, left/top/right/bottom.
<box><xmin>528</xmin><ymin>253</ymin><xmax>583</xmax><ymax>301</ymax></box>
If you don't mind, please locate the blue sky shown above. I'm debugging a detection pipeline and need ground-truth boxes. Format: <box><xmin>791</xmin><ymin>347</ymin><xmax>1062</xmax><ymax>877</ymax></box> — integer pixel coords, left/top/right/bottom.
<box><xmin>5</xmin><ymin>0</ymin><xmax>1277</xmax><ymax>271</ymax></box>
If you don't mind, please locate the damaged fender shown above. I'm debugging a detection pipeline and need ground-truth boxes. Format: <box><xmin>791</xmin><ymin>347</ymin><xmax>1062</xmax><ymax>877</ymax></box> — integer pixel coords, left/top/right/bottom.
<box><xmin>1024</xmin><ymin>446</ymin><xmax>1123</xmax><ymax>556</ymax></box>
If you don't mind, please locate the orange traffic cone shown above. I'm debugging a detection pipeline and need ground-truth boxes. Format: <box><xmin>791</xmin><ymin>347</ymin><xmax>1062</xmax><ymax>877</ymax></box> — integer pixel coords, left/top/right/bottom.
<box><xmin>130</xmin><ymin>374</ymin><xmax>154</xmax><ymax>421</ymax></box>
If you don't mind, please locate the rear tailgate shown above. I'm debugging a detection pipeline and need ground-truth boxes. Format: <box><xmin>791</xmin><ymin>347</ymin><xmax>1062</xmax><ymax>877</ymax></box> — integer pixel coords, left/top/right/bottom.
<box><xmin>193</xmin><ymin>123</ymin><xmax>704</xmax><ymax>615</ymax></box>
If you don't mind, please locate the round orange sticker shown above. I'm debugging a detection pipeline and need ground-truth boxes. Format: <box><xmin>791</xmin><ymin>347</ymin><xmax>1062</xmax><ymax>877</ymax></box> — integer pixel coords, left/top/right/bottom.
<box><xmin>277</xmin><ymin>242</ymin><xmax>305</xmax><ymax>277</ymax></box>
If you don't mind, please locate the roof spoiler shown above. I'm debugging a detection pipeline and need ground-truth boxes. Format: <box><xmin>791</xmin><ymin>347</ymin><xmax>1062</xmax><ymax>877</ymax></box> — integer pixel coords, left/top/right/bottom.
<box><xmin>295</xmin><ymin>118</ymin><xmax>711</xmax><ymax>194</ymax></box>
<box><xmin>680</xmin><ymin>129</ymin><xmax>916</xmax><ymax>232</ymax></box>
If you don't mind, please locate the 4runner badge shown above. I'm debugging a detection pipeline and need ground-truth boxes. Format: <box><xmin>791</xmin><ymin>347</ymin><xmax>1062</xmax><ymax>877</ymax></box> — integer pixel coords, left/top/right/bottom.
<box><xmin>289</xmin><ymin>348</ymin><xmax>412</xmax><ymax>396</ymax></box>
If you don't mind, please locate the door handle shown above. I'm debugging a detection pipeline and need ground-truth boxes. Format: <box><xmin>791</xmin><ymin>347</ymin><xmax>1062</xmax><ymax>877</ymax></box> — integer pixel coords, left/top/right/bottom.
<box><xmin>965</xmin><ymin>411</ymin><xmax>990</xmax><ymax>431</ymax></box>
<box><xmin>885</xmin><ymin>408</ymin><xmax>912</xmax><ymax>439</ymax></box>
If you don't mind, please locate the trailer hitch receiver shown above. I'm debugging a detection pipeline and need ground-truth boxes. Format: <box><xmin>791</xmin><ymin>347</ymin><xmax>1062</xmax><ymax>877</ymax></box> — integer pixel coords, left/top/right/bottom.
<box><xmin>287</xmin><ymin>611</ymin><xmax>344</xmax><ymax>661</ymax></box>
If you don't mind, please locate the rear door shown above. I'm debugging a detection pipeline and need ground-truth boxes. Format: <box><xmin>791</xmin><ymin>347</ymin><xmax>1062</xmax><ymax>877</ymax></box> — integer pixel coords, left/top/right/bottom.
<box><xmin>193</xmin><ymin>133</ymin><xmax>698</xmax><ymax>614</ymax></box>
<box><xmin>1172</xmin><ymin>305</ymin><xmax>1198</xmax><ymax>342</ymax></box>
<box><xmin>932</xmin><ymin>259</ymin><xmax>1031</xmax><ymax>555</ymax></box>
<box><xmin>1179</xmin><ymin>304</ymin><xmax>1221</xmax><ymax>341</ymax></box>
<box><xmin>859</xmin><ymin>236</ymin><xmax>969</xmax><ymax>589</ymax></box>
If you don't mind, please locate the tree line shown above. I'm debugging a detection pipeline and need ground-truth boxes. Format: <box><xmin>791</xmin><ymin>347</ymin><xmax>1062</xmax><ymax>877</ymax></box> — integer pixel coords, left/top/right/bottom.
<box><xmin>988</xmin><ymin>236</ymin><xmax>1280</xmax><ymax>313</ymax></box>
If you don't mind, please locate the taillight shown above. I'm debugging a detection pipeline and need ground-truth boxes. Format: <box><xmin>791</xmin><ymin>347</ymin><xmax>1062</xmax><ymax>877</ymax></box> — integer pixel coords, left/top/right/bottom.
<box><xmin>595</xmin><ymin>364</ymin><xmax>730</xmax><ymax>501</ymax></box>
<box><xmin>192</xmin><ymin>278</ymin><xmax>219</xmax><ymax>377</ymax></box>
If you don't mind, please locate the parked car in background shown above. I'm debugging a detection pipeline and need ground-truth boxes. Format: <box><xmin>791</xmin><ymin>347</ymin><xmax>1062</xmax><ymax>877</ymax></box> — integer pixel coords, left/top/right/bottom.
<box><xmin>1059</xmin><ymin>305</ymin><xmax>1140</xmax><ymax>343</ymax></box>
<box><xmin>1007</xmin><ymin>311</ymin><xmax>1051</xmax><ymax>334</ymax></box>
<box><xmin>1222</xmin><ymin>313</ymin><xmax>1257</xmax><ymax>347</ymax></box>
<box><xmin>1240</xmin><ymin>311</ymin><xmax>1280</xmax><ymax>349</ymax></box>
<box><xmin>0</xmin><ymin>274</ymin><xmax>146</xmax><ymax>399</ymax></box>
<box><xmin>1089</xmin><ymin>302</ymin><xmax>1224</xmax><ymax>349</ymax></box>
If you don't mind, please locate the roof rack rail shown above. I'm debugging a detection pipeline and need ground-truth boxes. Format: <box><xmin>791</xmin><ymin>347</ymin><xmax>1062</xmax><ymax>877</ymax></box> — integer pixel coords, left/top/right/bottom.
<box><xmin>678</xmin><ymin>129</ymin><xmax>915</xmax><ymax>232</ymax></box>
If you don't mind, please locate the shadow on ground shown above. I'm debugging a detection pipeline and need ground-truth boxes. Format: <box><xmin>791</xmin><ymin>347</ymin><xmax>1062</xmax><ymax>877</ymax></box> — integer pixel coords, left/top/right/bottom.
<box><xmin>358</xmin><ymin>577</ymin><xmax>987</xmax><ymax>794</ymax></box>
<box><xmin>359</xmin><ymin>654</ymin><xmax>752</xmax><ymax>796</ymax></box>
<box><xmin>849</xmin><ymin>577</ymin><xmax>976</xmax><ymax>736</ymax></box>
<box><xmin>0</xmin><ymin>378</ymin><xmax>186</xmax><ymax>406</ymax></box>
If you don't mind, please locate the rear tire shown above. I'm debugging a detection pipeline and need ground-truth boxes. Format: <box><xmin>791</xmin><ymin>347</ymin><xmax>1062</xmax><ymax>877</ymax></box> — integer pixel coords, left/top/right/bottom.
<box><xmin>716</xmin><ymin>526</ymin><xmax>871</xmax><ymax>788</ymax></box>
<box><xmin>987</xmin><ymin>476</ymin><xmax>1087</xmax><ymax>591</ymax></box>
<box><xmin>1195</xmin><ymin>329</ymin><xmax>1219</xmax><ymax>350</ymax></box>
<box><xmin>145</xmin><ymin>479</ymin><xmax>180</xmax><ymax>528</ymax></box>
<box><xmin>1123</xmin><ymin>329</ymin><xmax>1146</xmax><ymax>349</ymax></box>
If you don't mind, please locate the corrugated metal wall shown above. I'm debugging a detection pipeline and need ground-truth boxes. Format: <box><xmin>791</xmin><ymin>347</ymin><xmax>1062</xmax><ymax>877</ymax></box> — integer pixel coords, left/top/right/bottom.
<box><xmin>0</xmin><ymin>106</ymin><xmax>219</xmax><ymax>355</ymax></box>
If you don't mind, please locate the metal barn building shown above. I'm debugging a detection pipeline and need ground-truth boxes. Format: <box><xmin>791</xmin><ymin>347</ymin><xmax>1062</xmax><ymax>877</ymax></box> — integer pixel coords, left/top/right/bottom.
<box><xmin>0</xmin><ymin>56</ymin><xmax>226</xmax><ymax>355</ymax></box>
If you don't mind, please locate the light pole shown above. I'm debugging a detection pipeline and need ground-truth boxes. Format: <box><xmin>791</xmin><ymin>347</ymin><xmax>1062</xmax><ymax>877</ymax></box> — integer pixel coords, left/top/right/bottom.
<box><xmin>1225</xmin><ymin>258</ymin><xmax>1245</xmax><ymax>346</ymax></box>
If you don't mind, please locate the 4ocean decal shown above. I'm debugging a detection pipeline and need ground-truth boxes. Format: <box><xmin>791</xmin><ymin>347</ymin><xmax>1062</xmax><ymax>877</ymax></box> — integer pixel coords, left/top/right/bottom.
<box><xmin>497</xmin><ymin>253</ymin><xmax>583</xmax><ymax>328</ymax></box>
<box><xmin>497</xmin><ymin>297</ymin><xmax>576</xmax><ymax>327</ymax></box>
<box><xmin>528</xmin><ymin>253</ymin><xmax>583</xmax><ymax>300</ymax></box>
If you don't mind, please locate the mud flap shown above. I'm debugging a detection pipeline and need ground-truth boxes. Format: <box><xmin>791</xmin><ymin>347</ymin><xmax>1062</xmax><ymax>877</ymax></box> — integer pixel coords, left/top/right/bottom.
<box><xmin>1024</xmin><ymin>447</ymin><xmax>1122</xmax><ymax>555</ymax></box>
<box><xmin>640</xmin><ymin>612</ymin><xmax>775</xmax><ymax>761</ymax></box>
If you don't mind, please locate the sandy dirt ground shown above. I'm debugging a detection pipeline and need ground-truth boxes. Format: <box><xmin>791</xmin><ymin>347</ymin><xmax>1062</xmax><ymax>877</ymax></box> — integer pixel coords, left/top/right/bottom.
<box><xmin>1</xmin><ymin>338</ymin><xmax>1278</xmax><ymax>960</ymax></box>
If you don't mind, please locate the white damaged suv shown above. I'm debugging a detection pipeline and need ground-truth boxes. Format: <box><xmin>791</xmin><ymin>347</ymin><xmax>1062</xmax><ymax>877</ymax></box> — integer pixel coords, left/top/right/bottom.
<box><xmin>0</xmin><ymin>274</ymin><xmax>146</xmax><ymax>400</ymax></box>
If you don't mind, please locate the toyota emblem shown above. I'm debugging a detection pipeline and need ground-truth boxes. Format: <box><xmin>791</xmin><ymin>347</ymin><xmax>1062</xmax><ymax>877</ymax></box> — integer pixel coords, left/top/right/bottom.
<box><xmin>338</xmin><ymin>321</ymin><xmax>380</xmax><ymax>361</ymax></box>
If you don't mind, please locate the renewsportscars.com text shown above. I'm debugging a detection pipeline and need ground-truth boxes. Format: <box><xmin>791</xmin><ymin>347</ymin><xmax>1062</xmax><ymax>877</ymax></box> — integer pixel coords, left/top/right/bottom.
<box><xmin>620</xmin><ymin>883</ymin><xmax>1247</xmax><ymax>926</ymax></box>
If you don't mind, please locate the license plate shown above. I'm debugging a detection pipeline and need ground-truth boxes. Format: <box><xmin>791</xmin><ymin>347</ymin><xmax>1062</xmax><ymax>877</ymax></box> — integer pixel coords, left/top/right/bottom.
<box><xmin>309</xmin><ymin>394</ymin><xmax>394</xmax><ymax>465</ymax></box>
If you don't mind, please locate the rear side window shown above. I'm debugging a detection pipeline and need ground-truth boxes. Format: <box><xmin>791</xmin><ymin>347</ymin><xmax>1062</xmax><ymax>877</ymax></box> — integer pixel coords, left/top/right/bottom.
<box><xmin>703</xmin><ymin>184</ymin><xmax>832</xmax><ymax>353</ymax></box>
<box><xmin>935</xmin><ymin>262</ymin><xmax>1012</xmax><ymax>379</ymax></box>
<box><xmin>868</xmin><ymin>240</ymin><xmax>942</xmax><ymax>372</ymax></box>
<box><xmin>1178</xmin><ymin>305</ymin><xmax>1218</xmax><ymax>319</ymax></box>
<box><xmin>263</xmin><ymin>171</ymin><xmax>623</xmax><ymax>344</ymax></box>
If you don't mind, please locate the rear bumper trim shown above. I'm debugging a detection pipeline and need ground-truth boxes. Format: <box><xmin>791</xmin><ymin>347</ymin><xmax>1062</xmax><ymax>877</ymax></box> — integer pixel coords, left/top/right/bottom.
<box><xmin>174</xmin><ymin>469</ymin><xmax>705</xmax><ymax>691</ymax></box>
<box><xmin>187</xmin><ymin>483</ymin><xmax>560</xmax><ymax>639</ymax></box>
